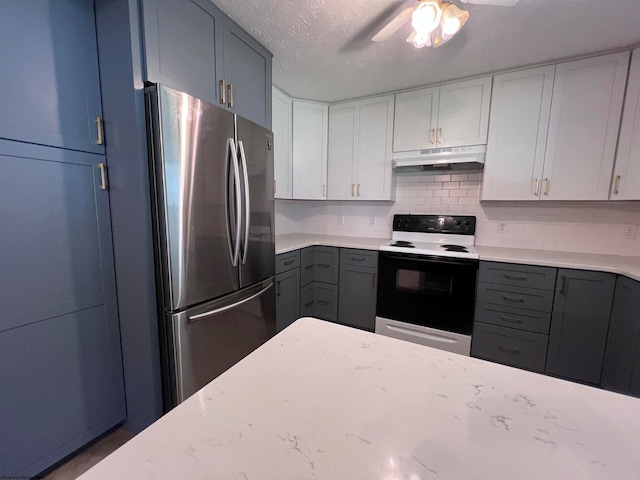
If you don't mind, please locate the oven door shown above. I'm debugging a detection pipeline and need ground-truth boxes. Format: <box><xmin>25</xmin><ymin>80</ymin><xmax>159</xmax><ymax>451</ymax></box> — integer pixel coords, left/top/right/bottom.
<box><xmin>376</xmin><ymin>252</ymin><xmax>478</xmax><ymax>335</ymax></box>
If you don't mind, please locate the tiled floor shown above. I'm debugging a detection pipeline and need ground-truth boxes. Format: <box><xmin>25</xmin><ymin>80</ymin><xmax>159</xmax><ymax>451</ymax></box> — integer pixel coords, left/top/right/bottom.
<box><xmin>41</xmin><ymin>428</ymin><xmax>134</xmax><ymax>480</ymax></box>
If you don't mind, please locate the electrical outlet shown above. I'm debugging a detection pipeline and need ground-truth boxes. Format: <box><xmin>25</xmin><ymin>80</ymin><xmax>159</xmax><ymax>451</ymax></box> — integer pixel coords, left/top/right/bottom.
<box><xmin>497</xmin><ymin>221</ymin><xmax>508</xmax><ymax>234</ymax></box>
<box><xmin>369</xmin><ymin>216</ymin><xmax>377</xmax><ymax>227</ymax></box>
<box><xmin>624</xmin><ymin>224</ymin><xmax>637</xmax><ymax>240</ymax></box>
<box><xmin>338</xmin><ymin>215</ymin><xmax>345</xmax><ymax>226</ymax></box>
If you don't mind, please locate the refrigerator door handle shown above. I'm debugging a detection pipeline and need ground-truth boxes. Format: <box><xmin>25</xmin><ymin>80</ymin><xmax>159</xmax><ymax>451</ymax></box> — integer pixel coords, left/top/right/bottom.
<box><xmin>238</xmin><ymin>140</ymin><xmax>251</xmax><ymax>265</ymax></box>
<box><xmin>226</xmin><ymin>138</ymin><xmax>242</xmax><ymax>267</ymax></box>
<box><xmin>188</xmin><ymin>280</ymin><xmax>273</xmax><ymax>323</ymax></box>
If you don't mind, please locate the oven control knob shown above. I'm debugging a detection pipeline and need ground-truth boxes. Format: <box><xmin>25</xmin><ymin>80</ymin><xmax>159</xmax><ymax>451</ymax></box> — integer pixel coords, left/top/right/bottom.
<box><xmin>464</xmin><ymin>219</ymin><xmax>471</xmax><ymax>226</ymax></box>
<box><xmin>455</xmin><ymin>219</ymin><xmax>461</xmax><ymax>226</ymax></box>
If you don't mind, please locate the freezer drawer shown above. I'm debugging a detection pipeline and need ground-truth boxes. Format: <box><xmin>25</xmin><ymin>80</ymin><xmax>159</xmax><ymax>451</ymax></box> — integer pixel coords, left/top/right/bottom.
<box><xmin>166</xmin><ymin>278</ymin><xmax>276</xmax><ymax>405</ymax></box>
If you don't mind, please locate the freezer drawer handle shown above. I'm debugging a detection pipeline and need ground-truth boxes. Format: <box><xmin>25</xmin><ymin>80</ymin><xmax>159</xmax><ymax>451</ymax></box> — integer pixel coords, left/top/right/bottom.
<box><xmin>188</xmin><ymin>281</ymin><xmax>273</xmax><ymax>323</ymax></box>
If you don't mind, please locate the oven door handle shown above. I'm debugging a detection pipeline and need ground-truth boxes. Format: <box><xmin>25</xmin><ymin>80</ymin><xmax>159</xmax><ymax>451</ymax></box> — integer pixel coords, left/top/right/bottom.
<box><xmin>380</xmin><ymin>252</ymin><xmax>478</xmax><ymax>266</ymax></box>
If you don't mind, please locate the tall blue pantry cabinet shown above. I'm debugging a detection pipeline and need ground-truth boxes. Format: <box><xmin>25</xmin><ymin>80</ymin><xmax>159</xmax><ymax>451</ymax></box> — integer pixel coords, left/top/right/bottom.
<box><xmin>0</xmin><ymin>1</ymin><xmax>125</xmax><ymax>477</ymax></box>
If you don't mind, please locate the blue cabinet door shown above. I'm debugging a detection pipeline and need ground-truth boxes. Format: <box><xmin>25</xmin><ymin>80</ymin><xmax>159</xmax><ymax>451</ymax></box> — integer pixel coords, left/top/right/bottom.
<box><xmin>0</xmin><ymin>140</ymin><xmax>125</xmax><ymax>477</ymax></box>
<box><xmin>141</xmin><ymin>0</ymin><xmax>224</xmax><ymax>105</ymax></box>
<box><xmin>0</xmin><ymin>0</ymin><xmax>105</xmax><ymax>154</ymax></box>
<box><xmin>223</xmin><ymin>20</ymin><xmax>273</xmax><ymax>129</ymax></box>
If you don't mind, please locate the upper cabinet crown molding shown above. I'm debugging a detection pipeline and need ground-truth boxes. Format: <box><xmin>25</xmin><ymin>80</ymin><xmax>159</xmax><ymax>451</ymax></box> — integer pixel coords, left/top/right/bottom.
<box><xmin>393</xmin><ymin>77</ymin><xmax>492</xmax><ymax>152</ymax></box>
<box><xmin>140</xmin><ymin>0</ymin><xmax>272</xmax><ymax>129</ymax></box>
<box><xmin>611</xmin><ymin>47</ymin><xmax>640</xmax><ymax>200</ymax></box>
<box><xmin>482</xmin><ymin>51</ymin><xmax>630</xmax><ymax>202</ymax></box>
<box><xmin>328</xmin><ymin>95</ymin><xmax>395</xmax><ymax>201</ymax></box>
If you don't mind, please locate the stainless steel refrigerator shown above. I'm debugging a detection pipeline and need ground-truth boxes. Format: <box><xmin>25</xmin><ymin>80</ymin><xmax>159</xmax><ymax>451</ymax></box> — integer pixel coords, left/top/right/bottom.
<box><xmin>145</xmin><ymin>84</ymin><xmax>276</xmax><ymax>409</ymax></box>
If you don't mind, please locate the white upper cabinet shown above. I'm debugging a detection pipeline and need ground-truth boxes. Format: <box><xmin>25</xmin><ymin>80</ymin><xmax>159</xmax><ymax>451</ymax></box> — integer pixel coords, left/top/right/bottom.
<box><xmin>292</xmin><ymin>100</ymin><xmax>328</xmax><ymax>200</ymax></box>
<box><xmin>482</xmin><ymin>66</ymin><xmax>555</xmax><ymax>200</ymax></box>
<box><xmin>437</xmin><ymin>77</ymin><xmax>492</xmax><ymax>149</ymax></box>
<box><xmin>328</xmin><ymin>95</ymin><xmax>395</xmax><ymax>200</ymax></box>
<box><xmin>393</xmin><ymin>87</ymin><xmax>439</xmax><ymax>152</ymax></box>
<box><xmin>611</xmin><ymin>48</ymin><xmax>640</xmax><ymax>200</ymax></box>
<box><xmin>393</xmin><ymin>77</ymin><xmax>491</xmax><ymax>152</ymax></box>
<box><xmin>272</xmin><ymin>87</ymin><xmax>292</xmax><ymax>199</ymax></box>
<box><xmin>541</xmin><ymin>52</ymin><xmax>629</xmax><ymax>201</ymax></box>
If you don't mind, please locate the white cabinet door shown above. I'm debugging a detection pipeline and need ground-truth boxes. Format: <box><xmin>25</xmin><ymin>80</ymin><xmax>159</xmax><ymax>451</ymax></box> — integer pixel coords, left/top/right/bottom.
<box><xmin>292</xmin><ymin>100</ymin><xmax>328</xmax><ymax>200</ymax></box>
<box><xmin>393</xmin><ymin>87</ymin><xmax>439</xmax><ymax>152</ymax></box>
<box><xmin>482</xmin><ymin>66</ymin><xmax>555</xmax><ymax>201</ymax></box>
<box><xmin>542</xmin><ymin>52</ymin><xmax>629</xmax><ymax>201</ymax></box>
<box><xmin>356</xmin><ymin>95</ymin><xmax>395</xmax><ymax>200</ymax></box>
<box><xmin>611</xmin><ymin>48</ymin><xmax>640</xmax><ymax>200</ymax></box>
<box><xmin>327</xmin><ymin>101</ymin><xmax>359</xmax><ymax>200</ymax></box>
<box><xmin>437</xmin><ymin>77</ymin><xmax>492</xmax><ymax>149</ymax></box>
<box><xmin>272</xmin><ymin>87</ymin><xmax>292</xmax><ymax>199</ymax></box>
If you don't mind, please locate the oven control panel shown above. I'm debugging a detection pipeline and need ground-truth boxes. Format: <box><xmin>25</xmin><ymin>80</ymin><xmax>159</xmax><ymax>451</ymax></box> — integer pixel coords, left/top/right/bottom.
<box><xmin>392</xmin><ymin>215</ymin><xmax>476</xmax><ymax>235</ymax></box>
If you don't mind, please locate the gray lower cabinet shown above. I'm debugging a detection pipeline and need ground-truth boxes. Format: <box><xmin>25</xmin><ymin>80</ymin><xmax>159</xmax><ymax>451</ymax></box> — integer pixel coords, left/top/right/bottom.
<box><xmin>275</xmin><ymin>269</ymin><xmax>300</xmax><ymax>332</ymax></box>
<box><xmin>314</xmin><ymin>247</ymin><xmax>340</xmax><ymax>284</ymax></box>
<box><xmin>300</xmin><ymin>246</ymin><xmax>315</xmax><ymax>286</ymax></box>
<box><xmin>545</xmin><ymin>269</ymin><xmax>616</xmax><ymax>385</ymax></box>
<box><xmin>601</xmin><ymin>276</ymin><xmax>640</xmax><ymax>397</ymax></box>
<box><xmin>338</xmin><ymin>250</ymin><xmax>378</xmax><ymax>331</ymax></box>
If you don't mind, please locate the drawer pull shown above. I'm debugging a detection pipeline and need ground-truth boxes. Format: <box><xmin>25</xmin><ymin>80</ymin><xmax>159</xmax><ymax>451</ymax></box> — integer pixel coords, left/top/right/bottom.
<box><xmin>498</xmin><ymin>345</ymin><xmax>520</xmax><ymax>354</ymax></box>
<box><xmin>305</xmin><ymin>265</ymin><xmax>314</xmax><ymax>270</ymax></box>
<box><xmin>504</xmin><ymin>274</ymin><xmax>527</xmax><ymax>281</ymax></box>
<box><xmin>501</xmin><ymin>294</ymin><xmax>525</xmax><ymax>303</ymax></box>
<box><xmin>304</xmin><ymin>300</ymin><xmax>314</xmax><ymax>307</ymax></box>
<box><xmin>283</xmin><ymin>259</ymin><xmax>295</xmax><ymax>266</ymax></box>
<box><xmin>318</xmin><ymin>263</ymin><xmax>331</xmax><ymax>268</ymax></box>
<box><xmin>499</xmin><ymin>315</ymin><xmax>523</xmax><ymax>324</ymax></box>
<box><xmin>276</xmin><ymin>281</ymin><xmax>281</xmax><ymax>296</ymax></box>
<box><xmin>317</xmin><ymin>300</ymin><xmax>329</xmax><ymax>306</ymax></box>
<box><xmin>351</xmin><ymin>256</ymin><xmax>366</xmax><ymax>262</ymax></box>
<box><xmin>560</xmin><ymin>276</ymin><xmax>567</xmax><ymax>295</ymax></box>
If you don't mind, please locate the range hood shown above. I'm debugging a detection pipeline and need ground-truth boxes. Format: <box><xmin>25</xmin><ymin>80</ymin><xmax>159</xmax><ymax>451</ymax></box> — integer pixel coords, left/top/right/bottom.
<box><xmin>393</xmin><ymin>145</ymin><xmax>486</xmax><ymax>172</ymax></box>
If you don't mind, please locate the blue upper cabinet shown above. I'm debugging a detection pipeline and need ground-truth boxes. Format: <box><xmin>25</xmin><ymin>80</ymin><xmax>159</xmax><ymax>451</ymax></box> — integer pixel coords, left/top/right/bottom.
<box><xmin>141</xmin><ymin>0</ymin><xmax>224</xmax><ymax>105</ymax></box>
<box><xmin>141</xmin><ymin>0</ymin><xmax>272</xmax><ymax>129</ymax></box>
<box><xmin>223</xmin><ymin>20</ymin><xmax>272</xmax><ymax>129</ymax></box>
<box><xmin>0</xmin><ymin>0</ymin><xmax>105</xmax><ymax>154</ymax></box>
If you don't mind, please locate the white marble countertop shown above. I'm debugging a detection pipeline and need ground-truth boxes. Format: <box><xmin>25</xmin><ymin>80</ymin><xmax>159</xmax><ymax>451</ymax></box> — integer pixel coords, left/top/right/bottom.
<box><xmin>275</xmin><ymin>233</ymin><xmax>640</xmax><ymax>281</ymax></box>
<box><xmin>81</xmin><ymin>318</ymin><xmax>640</xmax><ymax>480</ymax></box>
<box><xmin>275</xmin><ymin>233</ymin><xmax>388</xmax><ymax>254</ymax></box>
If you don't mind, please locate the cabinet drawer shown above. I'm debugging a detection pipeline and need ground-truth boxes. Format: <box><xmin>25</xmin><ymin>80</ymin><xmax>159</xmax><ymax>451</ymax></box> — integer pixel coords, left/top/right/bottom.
<box><xmin>340</xmin><ymin>248</ymin><xmax>378</xmax><ymax>268</ymax></box>
<box><xmin>300</xmin><ymin>247</ymin><xmax>315</xmax><ymax>286</ymax></box>
<box><xmin>276</xmin><ymin>250</ymin><xmax>300</xmax><ymax>274</ymax></box>
<box><xmin>471</xmin><ymin>323</ymin><xmax>548</xmax><ymax>372</ymax></box>
<box><xmin>479</xmin><ymin>262</ymin><xmax>557</xmax><ymax>290</ymax></box>
<box><xmin>313</xmin><ymin>282</ymin><xmax>338</xmax><ymax>322</ymax></box>
<box><xmin>476</xmin><ymin>282</ymin><xmax>554</xmax><ymax>312</ymax></box>
<box><xmin>314</xmin><ymin>247</ymin><xmax>339</xmax><ymax>284</ymax></box>
<box><xmin>475</xmin><ymin>302</ymin><xmax>552</xmax><ymax>334</ymax></box>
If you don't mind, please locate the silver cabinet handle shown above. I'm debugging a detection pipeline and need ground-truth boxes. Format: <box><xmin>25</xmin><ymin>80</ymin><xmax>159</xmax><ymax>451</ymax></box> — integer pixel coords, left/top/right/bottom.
<box><xmin>498</xmin><ymin>315</ymin><xmax>523</xmax><ymax>324</ymax></box>
<box><xmin>219</xmin><ymin>80</ymin><xmax>226</xmax><ymax>104</ymax></box>
<box><xmin>322</xmin><ymin>184</ymin><xmax>326</xmax><ymax>197</ymax></box>
<box><xmin>226</xmin><ymin>138</ymin><xmax>242</xmax><ymax>267</ymax></box>
<box><xmin>504</xmin><ymin>273</ymin><xmax>527</xmax><ymax>281</ymax></box>
<box><xmin>498</xmin><ymin>345</ymin><xmax>520</xmax><ymax>354</ymax></box>
<box><xmin>560</xmin><ymin>276</ymin><xmax>567</xmax><ymax>295</ymax></box>
<box><xmin>534</xmin><ymin>178</ymin><xmax>540</xmax><ymax>196</ymax></box>
<box><xmin>372</xmin><ymin>272</ymin><xmax>376</xmax><ymax>289</ymax></box>
<box><xmin>351</xmin><ymin>256</ymin><xmax>366</xmax><ymax>262</ymax></box>
<box><xmin>227</xmin><ymin>83</ymin><xmax>234</xmax><ymax>108</ymax></box>
<box><xmin>283</xmin><ymin>259</ymin><xmax>295</xmax><ymax>266</ymax></box>
<box><xmin>95</xmin><ymin>116</ymin><xmax>104</xmax><ymax>145</ymax></box>
<box><xmin>352</xmin><ymin>183</ymin><xmax>355</xmax><ymax>197</ymax></box>
<box><xmin>437</xmin><ymin>128</ymin><xmax>443</xmax><ymax>144</ymax></box>
<box><xmin>613</xmin><ymin>175</ymin><xmax>621</xmax><ymax>195</ymax></box>
<box><xmin>189</xmin><ymin>281</ymin><xmax>273</xmax><ymax>322</ymax></box>
<box><xmin>544</xmin><ymin>178</ymin><xmax>550</xmax><ymax>196</ymax></box>
<box><xmin>274</xmin><ymin>179</ymin><xmax>276</xmax><ymax>194</ymax></box>
<box><xmin>276</xmin><ymin>281</ymin><xmax>281</xmax><ymax>296</ymax></box>
<box><xmin>501</xmin><ymin>294</ymin><xmax>525</xmax><ymax>303</ymax></box>
<box><xmin>238</xmin><ymin>140</ymin><xmax>250</xmax><ymax>265</ymax></box>
<box><xmin>430</xmin><ymin>128</ymin><xmax>435</xmax><ymax>145</ymax></box>
<box><xmin>357</xmin><ymin>184</ymin><xmax>361</xmax><ymax>197</ymax></box>
<box><xmin>97</xmin><ymin>163</ymin><xmax>107</xmax><ymax>190</ymax></box>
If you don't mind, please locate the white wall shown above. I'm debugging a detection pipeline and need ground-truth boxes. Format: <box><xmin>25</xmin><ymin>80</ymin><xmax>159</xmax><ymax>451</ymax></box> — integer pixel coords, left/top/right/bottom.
<box><xmin>276</xmin><ymin>170</ymin><xmax>640</xmax><ymax>256</ymax></box>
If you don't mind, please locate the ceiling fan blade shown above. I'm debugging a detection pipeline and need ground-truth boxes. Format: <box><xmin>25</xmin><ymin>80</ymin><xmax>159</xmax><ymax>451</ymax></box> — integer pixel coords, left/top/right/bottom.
<box><xmin>371</xmin><ymin>6</ymin><xmax>415</xmax><ymax>42</ymax></box>
<box><xmin>459</xmin><ymin>0</ymin><xmax>520</xmax><ymax>5</ymax></box>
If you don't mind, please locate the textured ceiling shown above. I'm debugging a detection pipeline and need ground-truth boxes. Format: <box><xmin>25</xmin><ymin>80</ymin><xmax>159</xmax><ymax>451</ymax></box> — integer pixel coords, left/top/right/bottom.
<box><xmin>210</xmin><ymin>0</ymin><xmax>640</xmax><ymax>103</ymax></box>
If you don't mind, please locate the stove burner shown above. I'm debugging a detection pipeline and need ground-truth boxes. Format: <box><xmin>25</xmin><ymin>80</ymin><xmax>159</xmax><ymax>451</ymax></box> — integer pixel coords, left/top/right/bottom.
<box><xmin>440</xmin><ymin>244</ymin><xmax>469</xmax><ymax>253</ymax></box>
<box><xmin>391</xmin><ymin>241</ymin><xmax>415</xmax><ymax>248</ymax></box>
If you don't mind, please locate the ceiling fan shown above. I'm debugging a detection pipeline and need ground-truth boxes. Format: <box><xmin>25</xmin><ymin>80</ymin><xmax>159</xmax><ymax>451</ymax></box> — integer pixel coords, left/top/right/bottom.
<box><xmin>372</xmin><ymin>0</ymin><xmax>520</xmax><ymax>49</ymax></box>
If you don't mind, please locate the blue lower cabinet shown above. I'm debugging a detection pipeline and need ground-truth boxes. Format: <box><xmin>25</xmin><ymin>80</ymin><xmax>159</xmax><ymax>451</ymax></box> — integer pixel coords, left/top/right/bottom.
<box><xmin>0</xmin><ymin>140</ymin><xmax>125</xmax><ymax>477</ymax></box>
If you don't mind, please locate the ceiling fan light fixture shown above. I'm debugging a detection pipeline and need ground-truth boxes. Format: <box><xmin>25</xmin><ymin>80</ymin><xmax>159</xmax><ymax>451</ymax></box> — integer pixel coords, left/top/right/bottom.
<box><xmin>411</xmin><ymin>2</ymin><xmax>442</xmax><ymax>36</ymax></box>
<box><xmin>440</xmin><ymin>3</ymin><xmax>470</xmax><ymax>38</ymax></box>
<box><xmin>407</xmin><ymin>28</ymin><xmax>433</xmax><ymax>49</ymax></box>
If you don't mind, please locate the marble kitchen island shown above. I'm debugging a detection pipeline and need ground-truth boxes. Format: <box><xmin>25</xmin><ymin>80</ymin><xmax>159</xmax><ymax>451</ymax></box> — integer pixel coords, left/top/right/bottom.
<box><xmin>79</xmin><ymin>318</ymin><xmax>640</xmax><ymax>480</ymax></box>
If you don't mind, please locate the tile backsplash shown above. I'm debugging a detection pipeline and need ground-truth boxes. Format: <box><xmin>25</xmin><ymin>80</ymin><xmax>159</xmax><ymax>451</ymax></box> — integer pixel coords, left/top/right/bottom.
<box><xmin>276</xmin><ymin>171</ymin><xmax>640</xmax><ymax>256</ymax></box>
